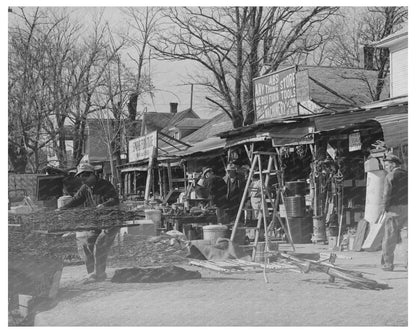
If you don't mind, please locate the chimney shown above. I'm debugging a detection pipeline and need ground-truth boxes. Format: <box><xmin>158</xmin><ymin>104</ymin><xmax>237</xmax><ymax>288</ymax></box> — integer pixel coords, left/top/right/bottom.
<box><xmin>170</xmin><ymin>102</ymin><xmax>178</xmax><ymax>114</ymax></box>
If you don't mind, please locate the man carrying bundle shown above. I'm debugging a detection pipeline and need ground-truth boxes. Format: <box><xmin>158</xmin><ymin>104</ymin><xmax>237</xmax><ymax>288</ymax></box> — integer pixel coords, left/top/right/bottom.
<box><xmin>58</xmin><ymin>163</ymin><xmax>120</xmax><ymax>283</ymax></box>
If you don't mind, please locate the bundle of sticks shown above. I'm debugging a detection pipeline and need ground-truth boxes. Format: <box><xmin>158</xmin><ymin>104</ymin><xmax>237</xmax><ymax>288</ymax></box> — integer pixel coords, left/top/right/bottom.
<box><xmin>10</xmin><ymin>207</ymin><xmax>144</xmax><ymax>232</ymax></box>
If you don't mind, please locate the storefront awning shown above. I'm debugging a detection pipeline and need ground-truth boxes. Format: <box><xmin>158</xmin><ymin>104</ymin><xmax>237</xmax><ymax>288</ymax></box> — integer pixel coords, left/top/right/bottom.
<box><xmin>225</xmin><ymin>135</ymin><xmax>269</xmax><ymax>149</ymax></box>
<box><xmin>312</xmin><ymin>104</ymin><xmax>407</xmax><ymax>148</ymax></box>
<box><xmin>270</xmin><ymin>124</ymin><xmax>315</xmax><ymax>147</ymax></box>
<box><xmin>373</xmin><ymin>113</ymin><xmax>408</xmax><ymax>147</ymax></box>
<box><xmin>313</xmin><ymin>104</ymin><xmax>407</xmax><ymax>133</ymax></box>
<box><xmin>174</xmin><ymin>137</ymin><xmax>226</xmax><ymax>157</ymax></box>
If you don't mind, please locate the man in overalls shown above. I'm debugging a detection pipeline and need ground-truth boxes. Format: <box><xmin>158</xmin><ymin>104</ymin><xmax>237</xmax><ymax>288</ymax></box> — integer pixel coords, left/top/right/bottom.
<box><xmin>59</xmin><ymin>163</ymin><xmax>120</xmax><ymax>283</ymax></box>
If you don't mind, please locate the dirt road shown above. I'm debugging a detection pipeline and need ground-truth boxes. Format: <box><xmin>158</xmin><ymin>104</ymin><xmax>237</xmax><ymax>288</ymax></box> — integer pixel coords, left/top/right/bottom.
<box><xmin>33</xmin><ymin>244</ymin><xmax>408</xmax><ymax>326</ymax></box>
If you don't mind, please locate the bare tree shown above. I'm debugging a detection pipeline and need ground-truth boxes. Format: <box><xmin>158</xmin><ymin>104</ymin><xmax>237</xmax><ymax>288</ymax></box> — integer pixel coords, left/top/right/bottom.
<box><xmin>122</xmin><ymin>7</ymin><xmax>160</xmax><ymax>139</ymax></box>
<box><xmin>152</xmin><ymin>6</ymin><xmax>339</xmax><ymax>128</ymax></box>
<box><xmin>317</xmin><ymin>6</ymin><xmax>407</xmax><ymax>100</ymax></box>
<box><xmin>8</xmin><ymin>7</ymin><xmax>79</xmax><ymax>172</ymax></box>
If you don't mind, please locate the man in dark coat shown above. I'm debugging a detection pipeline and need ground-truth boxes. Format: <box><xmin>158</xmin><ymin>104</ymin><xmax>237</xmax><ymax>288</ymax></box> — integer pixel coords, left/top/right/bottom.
<box><xmin>199</xmin><ymin>167</ymin><xmax>228</xmax><ymax>224</ymax></box>
<box><xmin>223</xmin><ymin>163</ymin><xmax>246</xmax><ymax>223</ymax></box>
<box><xmin>59</xmin><ymin>163</ymin><xmax>120</xmax><ymax>283</ymax></box>
<box><xmin>380</xmin><ymin>153</ymin><xmax>408</xmax><ymax>271</ymax></box>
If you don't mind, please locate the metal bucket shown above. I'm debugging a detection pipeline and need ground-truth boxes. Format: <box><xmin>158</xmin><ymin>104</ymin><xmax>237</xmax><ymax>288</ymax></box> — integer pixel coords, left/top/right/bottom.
<box><xmin>285</xmin><ymin>180</ymin><xmax>307</xmax><ymax>196</ymax></box>
<box><xmin>284</xmin><ymin>196</ymin><xmax>306</xmax><ymax>217</ymax></box>
<box><xmin>57</xmin><ymin>195</ymin><xmax>72</xmax><ymax>209</ymax></box>
<box><xmin>144</xmin><ymin>209</ymin><xmax>162</xmax><ymax>229</ymax></box>
<box><xmin>203</xmin><ymin>225</ymin><xmax>228</xmax><ymax>244</ymax></box>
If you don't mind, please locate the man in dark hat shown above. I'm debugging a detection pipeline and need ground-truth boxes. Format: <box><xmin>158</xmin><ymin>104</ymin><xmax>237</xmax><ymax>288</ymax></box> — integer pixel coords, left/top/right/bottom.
<box><xmin>198</xmin><ymin>167</ymin><xmax>228</xmax><ymax>224</ymax></box>
<box><xmin>58</xmin><ymin>163</ymin><xmax>120</xmax><ymax>283</ymax></box>
<box><xmin>380</xmin><ymin>153</ymin><xmax>408</xmax><ymax>271</ymax></box>
<box><xmin>223</xmin><ymin>163</ymin><xmax>246</xmax><ymax>223</ymax></box>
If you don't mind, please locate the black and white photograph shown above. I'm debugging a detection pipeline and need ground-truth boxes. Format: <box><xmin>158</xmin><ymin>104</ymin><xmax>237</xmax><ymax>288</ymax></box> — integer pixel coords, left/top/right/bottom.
<box><xmin>6</xmin><ymin>3</ymin><xmax>410</xmax><ymax>327</ymax></box>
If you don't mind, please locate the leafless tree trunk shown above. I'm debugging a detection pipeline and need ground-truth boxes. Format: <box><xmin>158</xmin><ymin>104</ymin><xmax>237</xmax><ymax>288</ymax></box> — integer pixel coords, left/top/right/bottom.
<box><xmin>152</xmin><ymin>6</ymin><xmax>339</xmax><ymax>128</ymax></box>
<box><xmin>314</xmin><ymin>7</ymin><xmax>407</xmax><ymax>101</ymax></box>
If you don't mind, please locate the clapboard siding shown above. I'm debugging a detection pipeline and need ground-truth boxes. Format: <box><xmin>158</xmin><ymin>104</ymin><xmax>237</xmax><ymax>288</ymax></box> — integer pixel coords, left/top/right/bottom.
<box><xmin>391</xmin><ymin>47</ymin><xmax>408</xmax><ymax>98</ymax></box>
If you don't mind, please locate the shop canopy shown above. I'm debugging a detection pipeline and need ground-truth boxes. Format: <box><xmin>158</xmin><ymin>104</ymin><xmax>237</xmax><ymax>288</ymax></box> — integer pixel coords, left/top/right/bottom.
<box><xmin>312</xmin><ymin>101</ymin><xmax>408</xmax><ymax>148</ymax></box>
<box><xmin>173</xmin><ymin>136</ymin><xmax>226</xmax><ymax>158</ymax></box>
<box><xmin>223</xmin><ymin>120</ymin><xmax>315</xmax><ymax>148</ymax></box>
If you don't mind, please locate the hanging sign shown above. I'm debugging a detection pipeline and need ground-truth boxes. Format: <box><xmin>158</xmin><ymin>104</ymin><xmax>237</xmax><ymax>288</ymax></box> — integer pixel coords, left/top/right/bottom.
<box><xmin>254</xmin><ymin>66</ymin><xmax>298</xmax><ymax>122</ymax></box>
<box><xmin>349</xmin><ymin>132</ymin><xmax>361</xmax><ymax>152</ymax></box>
<box><xmin>128</xmin><ymin>131</ymin><xmax>158</xmax><ymax>162</ymax></box>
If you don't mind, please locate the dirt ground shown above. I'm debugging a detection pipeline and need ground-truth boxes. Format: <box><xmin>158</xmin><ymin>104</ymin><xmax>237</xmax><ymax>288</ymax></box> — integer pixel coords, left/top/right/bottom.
<box><xmin>30</xmin><ymin>243</ymin><xmax>408</xmax><ymax>327</ymax></box>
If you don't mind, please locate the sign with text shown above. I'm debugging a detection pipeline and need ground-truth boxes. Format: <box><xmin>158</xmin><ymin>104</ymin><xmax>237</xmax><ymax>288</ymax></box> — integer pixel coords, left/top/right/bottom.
<box><xmin>128</xmin><ymin>131</ymin><xmax>158</xmax><ymax>162</ymax></box>
<box><xmin>254</xmin><ymin>67</ymin><xmax>298</xmax><ymax>122</ymax></box>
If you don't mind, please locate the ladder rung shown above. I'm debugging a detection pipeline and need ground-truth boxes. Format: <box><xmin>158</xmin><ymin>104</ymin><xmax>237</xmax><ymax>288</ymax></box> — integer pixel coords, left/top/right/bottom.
<box><xmin>253</xmin><ymin>151</ymin><xmax>278</xmax><ymax>156</ymax></box>
<box><xmin>254</xmin><ymin>171</ymin><xmax>278</xmax><ymax>175</ymax></box>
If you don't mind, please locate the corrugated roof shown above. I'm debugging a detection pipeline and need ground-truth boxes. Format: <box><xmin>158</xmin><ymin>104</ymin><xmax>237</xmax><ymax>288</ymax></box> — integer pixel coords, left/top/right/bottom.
<box><xmin>301</xmin><ymin>66</ymin><xmax>390</xmax><ymax>108</ymax></box>
<box><xmin>313</xmin><ymin>104</ymin><xmax>407</xmax><ymax>134</ymax></box>
<box><xmin>181</xmin><ymin>112</ymin><xmax>233</xmax><ymax>144</ymax></box>
<box><xmin>374</xmin><ymin>113</ymin><xmax>408</xmax><ymax>148</ymax></box>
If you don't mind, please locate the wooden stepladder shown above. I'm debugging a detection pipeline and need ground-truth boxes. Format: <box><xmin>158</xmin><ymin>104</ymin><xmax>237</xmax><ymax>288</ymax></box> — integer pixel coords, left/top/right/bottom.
<box><xmin>230</xmin><ymin>151</ymin><xmax>295</xmax><ymax>261</ymax></box>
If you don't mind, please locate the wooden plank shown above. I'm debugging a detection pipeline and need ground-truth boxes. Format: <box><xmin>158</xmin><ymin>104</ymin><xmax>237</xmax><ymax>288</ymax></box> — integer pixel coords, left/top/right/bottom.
<box><xmin>189</xmin><ymin>260</ymin><xmax>230</xmax><ymax>272</ymax></box>
<box><xmin>352</xmin><ymin>219</ymin><xmax>368</xmax><ymax>251</ymax></box>
<box><xmin>362</xmin><ymin>213</ymin><xmax>386</xmax><ymax>252</ymax></box>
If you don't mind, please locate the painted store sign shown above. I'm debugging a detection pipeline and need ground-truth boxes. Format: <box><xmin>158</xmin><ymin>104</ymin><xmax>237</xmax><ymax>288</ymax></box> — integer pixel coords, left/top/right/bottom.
<box><xmin>254</xmin><ymin>66</ymin><xmax>299</xmax><ymax>122</ymax></box>
<box><xmin>128</xmin><ymin>131</ymin><xmax>158</xmax><ymax>162</ymax></box>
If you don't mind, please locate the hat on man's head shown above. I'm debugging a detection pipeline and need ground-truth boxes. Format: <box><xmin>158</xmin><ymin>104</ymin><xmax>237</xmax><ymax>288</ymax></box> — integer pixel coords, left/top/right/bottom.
<box><xmin>383</xmin><ymin>153</ymin><xmax>402</xmax><ymax>165</ymax></box>
<box><xmin>201</xmin><ymin>167</ymin><xmax>213</xmax><ymax>177</ymax></box>
<box><xmin>226</xmin><ymin>163</ymin><xmax>238</xmax><ymax>171</ymax></box>
<box><xmin>75</xmin><ymin>163</ymin><xmax>95</xmax><ymax>176</ymax></box>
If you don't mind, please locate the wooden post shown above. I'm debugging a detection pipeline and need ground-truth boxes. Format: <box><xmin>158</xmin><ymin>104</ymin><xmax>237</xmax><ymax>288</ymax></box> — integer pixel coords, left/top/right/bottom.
<box><xmin>230</xmin><ymin>154</ymin><xmax>257</xmax><ymax>241</ymax></box>
<box><xmin>144</xmin><ymin>147</ymin><xmax>156</xmax><ymax>201</ymax></box>
<box><xmin>158</xmin><ymin>167</ymin><xmax>163</xmax><ymax>198</ymax></box>
<box><xmin>167</xmin><ymin>162</ymin><xmax>173</xmax><ymax>192</ymax></box>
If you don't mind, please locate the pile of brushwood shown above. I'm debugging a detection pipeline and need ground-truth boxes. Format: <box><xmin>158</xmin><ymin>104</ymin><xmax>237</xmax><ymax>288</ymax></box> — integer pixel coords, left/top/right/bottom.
<box><xmin>108</xmin><ymin>234</ymin><xmax>190</xmax><ymax>268</ymax></box>
<box><xmin>8</xmin><ymin>209</ymin><xmax>190</xmax><ymax>267</ymax></box>
<box><xmin>12</xmin><ymin>207</ymin><xmax>143</xmax><ymax>232</ymax></box>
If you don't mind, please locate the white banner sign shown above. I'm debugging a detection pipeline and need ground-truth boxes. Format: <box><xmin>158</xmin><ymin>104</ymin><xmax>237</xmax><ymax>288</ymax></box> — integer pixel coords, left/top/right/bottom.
<box><xmin>128</xmin><ymin>131</ymin><xmax>158</xmax><ymax>162</ymax></box>
<box><xmin>349</xmin><ymin>132</ymin><xmax>361</xmax><ymax>152</ymax></box>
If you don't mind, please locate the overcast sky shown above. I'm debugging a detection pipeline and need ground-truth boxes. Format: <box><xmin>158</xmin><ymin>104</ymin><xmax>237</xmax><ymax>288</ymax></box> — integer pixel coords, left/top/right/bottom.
<box><xmin>76</xmin><ymin>7</ymin><xmax>219</xmax><ymax>119</ymax></box>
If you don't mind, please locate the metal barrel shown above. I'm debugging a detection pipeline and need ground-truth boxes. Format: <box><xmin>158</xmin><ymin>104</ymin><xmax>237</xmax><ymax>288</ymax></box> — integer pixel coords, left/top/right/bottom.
<box><xmin>284</xmin><ymin>195</ymin><xmax>306</xmax><ymax>217</ymax></box>
<box><xmin>285</xmin><ymin>180</ymin><xmax>307</xmax><ymax>196</ymax></box>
